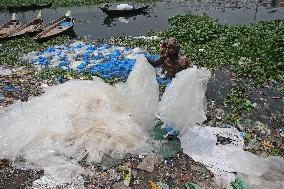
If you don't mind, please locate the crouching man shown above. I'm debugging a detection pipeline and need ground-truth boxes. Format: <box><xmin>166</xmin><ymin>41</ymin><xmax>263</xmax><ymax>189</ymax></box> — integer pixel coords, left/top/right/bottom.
<box><xmin>148</xmin><ymin>37</ymin><xmax>192</xmax><ymax>78</ymax></box>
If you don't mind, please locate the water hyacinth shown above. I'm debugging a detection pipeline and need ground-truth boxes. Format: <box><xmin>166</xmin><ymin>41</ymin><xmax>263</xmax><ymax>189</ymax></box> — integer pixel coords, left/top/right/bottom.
<box><xmin>23</xmin><ymin>41</ymin><xmax>162</xmax><ymax>83</ymax></box>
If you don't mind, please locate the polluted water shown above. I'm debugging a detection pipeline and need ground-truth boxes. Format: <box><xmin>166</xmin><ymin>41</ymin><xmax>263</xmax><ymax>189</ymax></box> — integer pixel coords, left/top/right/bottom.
<box><xmin>1</xmin><ymin>54</ymin><xmax>284</xmax><ymax>188</ymax></box>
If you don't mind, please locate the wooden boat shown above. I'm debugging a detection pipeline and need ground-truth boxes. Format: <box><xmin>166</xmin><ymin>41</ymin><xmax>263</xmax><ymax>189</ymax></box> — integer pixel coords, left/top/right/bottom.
<box><xmin>0</xmin><ymin>11</ymin><xmax>43</xmax><ymax>40</ymax></box>
<box><xmin>0</xmin><ymin>13</ymin><xmax>21</xmax><ymax>36</ymax></box>
<box><xmin>5</xmin><ymin>3</ymin><xmax>52</xmax><ymax>12</ymax></box>
<box><xmin>34</xmin><ymin>11</ymin><xmax>74</xmax><ymax>41</ymax></box>
<box><xmin>99</xmin><ymin>5</ymin><xmax>149</xmax><ymax>16</ymax></box>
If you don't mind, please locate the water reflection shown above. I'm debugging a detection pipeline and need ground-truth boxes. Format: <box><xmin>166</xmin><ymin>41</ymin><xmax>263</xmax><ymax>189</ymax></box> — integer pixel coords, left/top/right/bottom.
<box><xmin>103</xmin><ymin>12</ymin><xmax>149</xmax><ymax>27</ymax></box>
<box><xmin>0</xmin><ymin>0</ymin><xmax>284</xmax><ymax>39</ymax></box>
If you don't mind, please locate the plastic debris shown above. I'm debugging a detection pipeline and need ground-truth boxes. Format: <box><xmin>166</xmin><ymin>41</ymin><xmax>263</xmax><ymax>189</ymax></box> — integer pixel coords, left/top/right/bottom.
<box><xmin>219</xmin><ymin>124</ymin><xmax>231</xmax><ymax>128</ymax></box>
<box><xmin>262</xmin><ymin>140</ymin><xmax>273</xmax><ymax>149</ymax></box>
<box><xmin>278</xmin><ymin>128</ymin><xmax>284</xmax><ymax>138</ymax></box>
<box><xmin>185</xmin><ymin>182</ymin><xmax>201</xmax><ymax>189</ymax></box>
<box><xmin>163</xmin><ymin>126</ymin><xmax>180</xmax><ymax>139</ymax></box>
<box><xmin>231</xmin><ymin>178</ymin><xmax>244</xmax><ymax>189</ymax></box>
<box><xmin>0</xmin><ymin>94</ymin><xmax>5</xmax><ymax>101</ymax></box>
<box><xmin>0</xmin><ymin>67</ymin><xmax>12</xmax><ymax>75</ymax></box>
<box><xmin>111</xmin><ymin>182</ymin><xmax>131</xmax><ymax>189</ymax></box>
<box><xmin>149</xmin><ymin>180</ymin><xmax>162</xmax><ymax>189</ymax></box>
<box><xmin>137</xmin><ymin>156</ymin><xmax>159</xmax><ymax>172</ymax></box>
<box><xmin>239</xmin><ymin>131</ymin><xmax>246</xmax><ymax>138</ymax></box>
<box><xmin>254</xmin><ymin>121</ymin><xmax>271</xmax><ymax>135</ymax></box>
<box><xmin>3</xmin><ymin>85</ymin><xmax>16</xmax><ymax>92</ymax></box>
<box><xmin>156</xmin><ymin>182</ymin><xmax>169</xmax><ymax>189</ymax></box>
<box><xmin>121</xmin><ymin>167</ymin><xmax>132</xmax><ymax>186</ymax></box>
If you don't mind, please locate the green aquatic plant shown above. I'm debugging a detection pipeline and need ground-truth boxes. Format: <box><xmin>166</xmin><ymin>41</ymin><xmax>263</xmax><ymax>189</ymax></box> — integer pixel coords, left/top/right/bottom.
<box><xmin>162</xmin><ymin>14</ymin><xmax>284</xmax><ymax>84</ymax></box>
<box><xmin>121</xmin><ymin>14</ymin><xmax>284</xmax><ymax>85</ymax></box>
<box><xmin>223</xmin><ymin>85</ymin><xmax>254</xmax><ymax>122</ymax></box>
<box><xmin>0</xmin><ymin>36</ymin><xmax>69</xmax><ymax>68</ymax></box>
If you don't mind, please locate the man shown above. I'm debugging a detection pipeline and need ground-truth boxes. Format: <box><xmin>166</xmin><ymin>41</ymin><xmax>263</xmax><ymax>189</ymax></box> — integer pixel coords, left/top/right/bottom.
<box><xmin>148</xmin><ymin>37</ymin><xmax>192</xmax><ymax>78</ymax></box>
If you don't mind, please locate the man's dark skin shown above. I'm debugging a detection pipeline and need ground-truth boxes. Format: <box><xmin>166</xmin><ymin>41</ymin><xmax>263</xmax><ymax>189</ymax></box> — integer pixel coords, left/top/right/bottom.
<box><xmin>148</xmin><ymin>37</ymin><xmax>192</xmax><ymax>78</ymax></box>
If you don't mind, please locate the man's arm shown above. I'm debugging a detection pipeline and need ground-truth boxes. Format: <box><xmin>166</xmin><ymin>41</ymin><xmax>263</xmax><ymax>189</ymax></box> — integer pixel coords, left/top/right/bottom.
<box><xmin>147</xmin><ymin>56</ymin><xmax>164</xmax><ymax>68</ymax></box>
<box><xmin>178</xmin><ymin>56</ymin><xmax>192</xmax><ymax>70</ymax></box>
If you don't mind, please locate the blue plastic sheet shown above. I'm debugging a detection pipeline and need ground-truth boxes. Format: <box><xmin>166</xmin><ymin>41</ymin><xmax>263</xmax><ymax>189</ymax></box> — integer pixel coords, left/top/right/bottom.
<box><xmin>164</xmin><ymin>127</ymin><xmax>180</xmax><ymax>139</ymax></box>
<box><xmin>32</xmin><ymin>56</ymin><xmax>51</xmax><ymax>65</ymax></box>
<box><xmin>27</xmin><ymin>42</ymin><xmax>167</xmax><ymax>83</ymax></box>
<box><xmin>156</xmin><ymin>77</ymin><xmax>172</xmax><ymax>85</ymax></box>
<box><xmin>58</xmin><ymin>61</ymin><xmax>71</xmax><ymax>67</ymax></box>
<box><xmin>3</xmin><ymin>85</ymin><xmax>17</xmax><ymax>92</ymax></box>
<box><xmin>90</xmin><ymin>59</ymin><xmax>136</xmax><ymax>79</ymax></box>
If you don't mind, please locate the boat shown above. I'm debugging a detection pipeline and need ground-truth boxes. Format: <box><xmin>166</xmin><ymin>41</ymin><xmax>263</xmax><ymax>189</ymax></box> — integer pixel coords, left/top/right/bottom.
<box><xmin>5</xmin><ymin>3</ymin><xmax>52</xmax><ymax>12</ymax></box>
<box><xmin>34</xmin><ymin>11</ymin><xmax>74</xmax><ymax>41</ymax></box>
<box><xmin>0</xmin><ymin>11</ymin><xmax>43</xmax><ymax>40</ymax></box>
<box><xmin>99</xmin><ymin>5</ymin><xmax>149</xmax><ymax>16</ymax></box>
<box><xmin>0</xmin><ymin>13</ymin><xmax>21</xmax><ymax>36</ymax></box>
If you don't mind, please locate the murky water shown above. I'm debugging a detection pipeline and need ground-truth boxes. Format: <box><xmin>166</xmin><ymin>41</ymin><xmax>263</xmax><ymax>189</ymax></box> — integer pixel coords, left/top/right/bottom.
<box><xmin>0</xmin><ymin>0</ymin><xmax>284</xmax><ymax>38</ymax></box>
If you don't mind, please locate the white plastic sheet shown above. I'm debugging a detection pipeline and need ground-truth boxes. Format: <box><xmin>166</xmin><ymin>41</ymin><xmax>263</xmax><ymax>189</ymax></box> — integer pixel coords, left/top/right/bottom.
<box><xmin>158</xmin><ymin>66</ymin><xmax>211</xmax><ymax>131</ymax></box>
<box><xmin>180</xmin><ymin>126</ymin><xmax>284</xmax><ymax>188</ymax></box>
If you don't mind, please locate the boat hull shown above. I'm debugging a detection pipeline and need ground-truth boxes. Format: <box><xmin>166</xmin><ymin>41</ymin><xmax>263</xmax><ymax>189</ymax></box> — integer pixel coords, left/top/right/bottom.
<box><xmin>34</xmin><ymin>17</ymin><xmax>75</xmax><ymax>41</ymax></box>
<box><xmin>0</xmin><ymin>19</ymin><xmax>43</xmax><ymax>40</ymax></box>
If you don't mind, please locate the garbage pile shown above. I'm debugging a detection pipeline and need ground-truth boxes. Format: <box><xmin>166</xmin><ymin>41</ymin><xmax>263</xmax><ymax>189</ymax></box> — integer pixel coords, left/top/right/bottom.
<box><xmin>1</xmin><ymin>42</ymin><xmax>282</xmax><ymax>189</ymax></box>
<box><xmin>22</xmin><ymin>41</ymin><xmax>161</xmax><ymax>82</ymax></box>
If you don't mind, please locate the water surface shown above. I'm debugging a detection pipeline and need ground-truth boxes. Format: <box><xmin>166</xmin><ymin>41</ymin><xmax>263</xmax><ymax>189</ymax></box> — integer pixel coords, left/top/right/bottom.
<box><xmin>0</xmin><ymin>0</ymin><xmax>284</xmax><ymax>38</ymax></box>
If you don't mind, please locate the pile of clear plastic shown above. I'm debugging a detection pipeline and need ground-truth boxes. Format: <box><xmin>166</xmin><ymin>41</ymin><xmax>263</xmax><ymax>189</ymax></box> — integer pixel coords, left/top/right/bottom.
<box><xmin>22</xmin><ymin>41</ymin><xmax>159</xmax><ymax>81</ymax></box>
<box><xmin>0</xmin><ymin>56</ymin><xmax>159</xmax><ymax>188</ymax></box>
